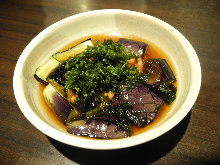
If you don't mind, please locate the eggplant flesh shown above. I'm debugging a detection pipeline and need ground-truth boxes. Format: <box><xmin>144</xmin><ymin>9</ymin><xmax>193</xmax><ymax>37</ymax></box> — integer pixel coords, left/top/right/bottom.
<box><xmin>67</xmin><ymin>119</ymin><xmax>129</xmax><ymax>139</ymax></box>
<box><xmin>117</xmin><ymin>38</ymin><xmax>147</xmax><ymax>57</ymax></box>
<box><xmin>52</xmin><ymin>39</ymin><xmax>94</xmax><ymax>62</ymax></box>
<box><xmin>34</xmin><ymin>57</ymin><xmax>60</xmax><ymax>84</ymax></box>
<box><xmin>143</xmin><ymin>58</ymin><xmax>176</xmax><ymax>85</ymax></box>
<box><xmin>43</xmin><ymin>83</ymin><xmax>73</xmax><ymax>123</ymax></box>
<box><xmin>111</xmin><ymin>84</ymin><xmax>163</xmax><ymax>126</ymax></box>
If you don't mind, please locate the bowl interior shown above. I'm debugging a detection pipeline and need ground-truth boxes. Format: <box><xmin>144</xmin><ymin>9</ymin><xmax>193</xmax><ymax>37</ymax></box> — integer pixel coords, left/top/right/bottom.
<box><xmin>13</xmin><ymin>9</ymin><xmax>201</xmax><ymax>149</ymax></box>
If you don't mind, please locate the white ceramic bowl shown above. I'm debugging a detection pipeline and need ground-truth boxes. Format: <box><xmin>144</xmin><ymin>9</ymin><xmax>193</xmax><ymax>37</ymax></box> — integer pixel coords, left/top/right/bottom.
<box><xmin>13</xmin><ymin>9</ymin><xmax>201</xmax><ymax>150</ymax></box>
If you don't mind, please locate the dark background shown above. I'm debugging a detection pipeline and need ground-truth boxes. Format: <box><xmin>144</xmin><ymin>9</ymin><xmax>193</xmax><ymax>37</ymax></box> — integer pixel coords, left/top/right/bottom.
<box><xmin>0</xmin><ymin>0</ymin><xmax>219</xmax><ymax>164</ymax></box>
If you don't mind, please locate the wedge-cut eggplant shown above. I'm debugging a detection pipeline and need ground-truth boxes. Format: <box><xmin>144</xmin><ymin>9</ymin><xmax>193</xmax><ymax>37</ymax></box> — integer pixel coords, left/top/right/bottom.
<box><xmin>143</xmin><ymin>58</ymin><xmax>176</xmax><ymax>85</ymax></box>
<box><xmin>117</xmin><ymin>38</ymin><xmax>147</xmax><ymax>57</ymax></box>
<box><xmin>111</xmin><ymin>84</ymin><xmax>163</xmax><ymax>125</ymax></box>
<box><xmin>47</xmin><ymin>63</ymin><xmax>66</xmax><ymax>86</ymax></box>
<box><xmin>67</xmin><ymin>119</ymin><xmax>129</xmax><ymax>139</ymax></box>
<box><xmin>52</xmin><ymin>39</ymin><xmax>94</xmax><ymax>62</ymax></box>
<box><xmin>43</xmin><ymin>83</ymin><xmax>73</xmax><ymax>123</ymax></box>
<box><xmin>34</xmin><ymin>57</ymin><xmax>60</xmax><ymax>84</ymax></box>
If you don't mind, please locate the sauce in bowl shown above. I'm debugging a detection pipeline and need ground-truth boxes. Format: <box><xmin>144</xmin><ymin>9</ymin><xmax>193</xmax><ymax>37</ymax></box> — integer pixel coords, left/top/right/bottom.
<box><xmin>37</xmin><ymin>34</ymin><xmax>177</xmax><ymax>138</ymax></box>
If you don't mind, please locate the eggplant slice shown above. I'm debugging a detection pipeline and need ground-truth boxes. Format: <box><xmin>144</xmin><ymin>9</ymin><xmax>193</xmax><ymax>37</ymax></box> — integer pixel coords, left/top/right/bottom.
<box><xmin>47</xmin><ymin>63</ymin><xmax>66</xmax><ymax>86</ymax></box>
<box><xmin>143</xmin><ymin>58</ymin><xmax>176</xmax><ymax>85</ymax></box>
<box><xmin>34</xmin><ymin>57</ymin><xmax>60</xmax><ymax>84</ymax></box>
<box><xmin>117</xmin><ymin>38</ymin><xmax>147</xmax><ymax>57</ymax></box>
<box><xmin>111</xmin><ymin>84</ymin><xmax>163</xmax><ymax>125</ymax></box>
<box><xmin>43</xmin><ymin>83</ymin><xmax>73</xmax><ymax>123</ymax></box>
<box><xmin>52</xmin><ymin>39</ymin><xmax>94</xmax><ymax>61</ymax></box>
<box><xmin>67</xmin><ymin>119</ymin><xmax>129</xmax><ymax>139</ymax></box>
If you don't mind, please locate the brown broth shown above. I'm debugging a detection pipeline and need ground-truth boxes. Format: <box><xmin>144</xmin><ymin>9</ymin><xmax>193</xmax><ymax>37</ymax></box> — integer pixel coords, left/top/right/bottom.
<box><xmin>37</xmin><ymin>34</ymin><xmax>176</xmax><ymax>136</ymax></box>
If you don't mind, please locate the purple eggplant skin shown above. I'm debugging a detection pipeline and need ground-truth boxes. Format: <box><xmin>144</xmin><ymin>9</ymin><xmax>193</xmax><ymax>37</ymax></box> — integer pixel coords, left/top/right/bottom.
<box><xmin>158</xmin><ymin>59</ymin><xmax>176</xmax><ymax>83</ymax></box>
<box><xmin>43</xmin><ymin>84</ymin><xmax>73</xmax><ymax>123</ymax></box>
<box><xmin>67</xmin><ymin>119</ymin><xmax>129</xmax><ymax>139</ymax></box>
<box><xmin>143</xmin><ymin>58</ymin><xmax>176</xmax><ymax>85</ymax></box>
<box><xmin>111</xmin><ymin>84</ymin><xmax>163</xmax><ymax>126</ymax></box>
<box><xmin>116</xmin><ymin>38</ymin><xmax>148</xmax><ymax>57</ymax></box>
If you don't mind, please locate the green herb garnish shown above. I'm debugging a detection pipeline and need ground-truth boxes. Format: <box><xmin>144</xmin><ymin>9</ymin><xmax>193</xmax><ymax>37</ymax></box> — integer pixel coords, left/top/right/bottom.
<box><xmin>103</xmin><ymin>102</ymin><xmax>143</xmax><ymax>134</ymax></box>
<box><xmin>64</xmin><ymin>40</ymin><xmax>146</xmax><ymax>111</ymax></box>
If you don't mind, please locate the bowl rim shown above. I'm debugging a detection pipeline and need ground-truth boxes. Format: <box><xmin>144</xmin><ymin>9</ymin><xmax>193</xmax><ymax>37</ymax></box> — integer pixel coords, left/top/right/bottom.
<box><xmin>13</xmin><ymin>9</ymin><xmax>201</xmax><ymax>150</ymax></box>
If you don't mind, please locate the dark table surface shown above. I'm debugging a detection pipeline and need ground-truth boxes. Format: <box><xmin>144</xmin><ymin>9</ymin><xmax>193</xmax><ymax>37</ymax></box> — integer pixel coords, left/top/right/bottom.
<box><xmin>1</xmin><ymin>0</ymin><xmax>220</xmax><ymax>164</ymax></box>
